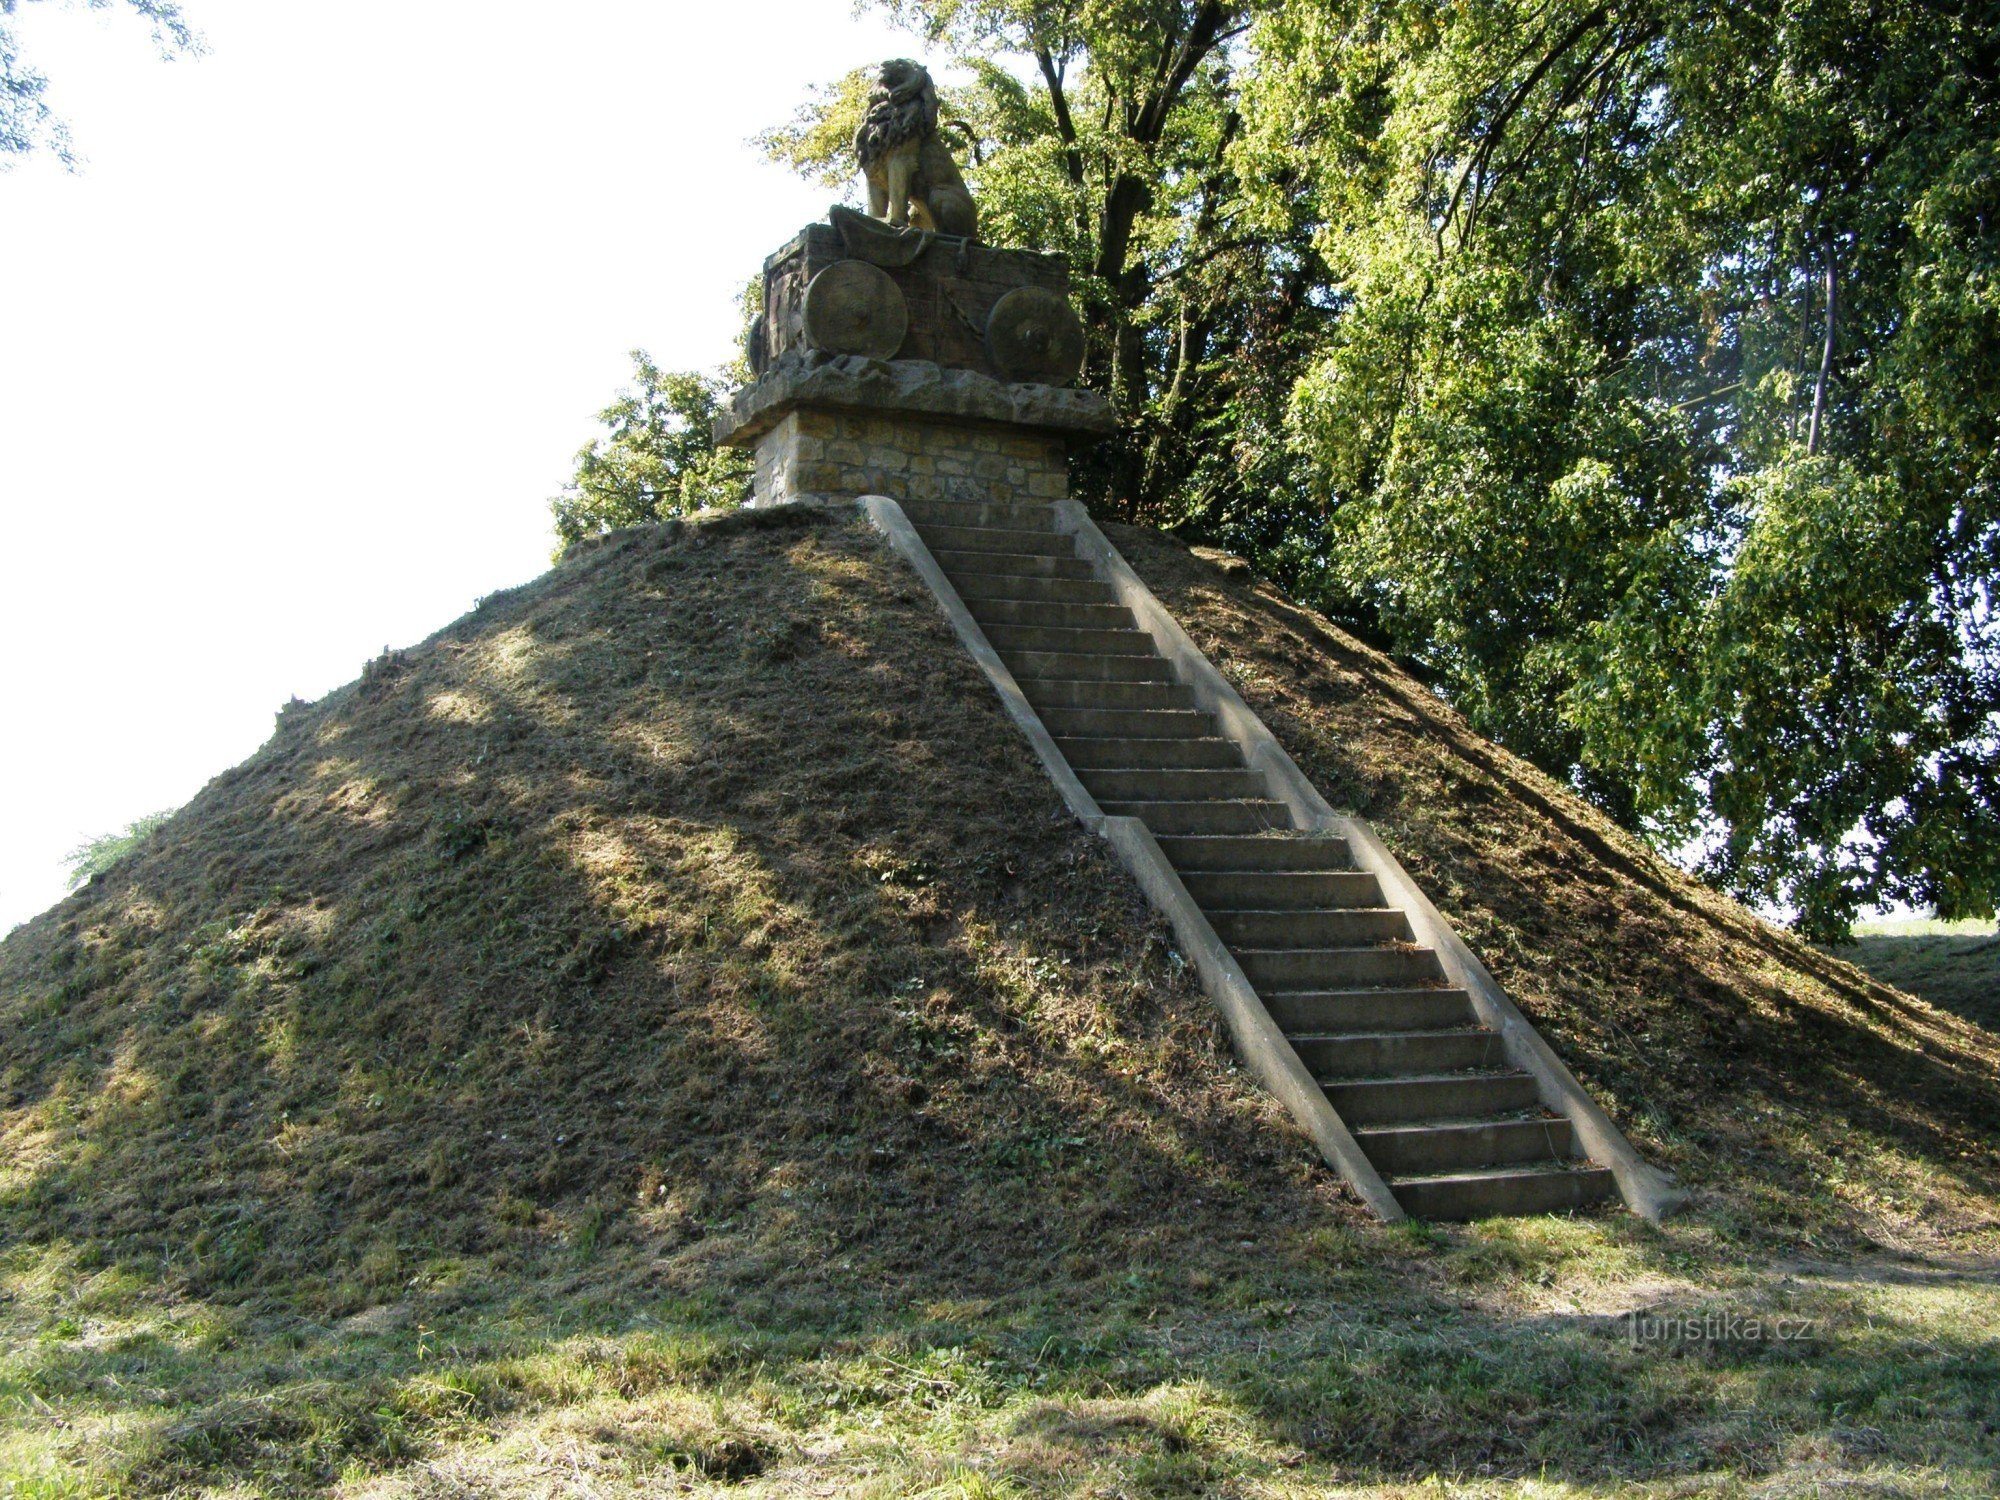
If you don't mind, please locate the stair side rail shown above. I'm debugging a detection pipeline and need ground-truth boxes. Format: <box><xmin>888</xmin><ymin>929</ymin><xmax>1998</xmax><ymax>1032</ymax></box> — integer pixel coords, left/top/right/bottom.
<box><xmin>1051</xmin><ymin>500</ymin><xmax>1684</xmax><ymax>1225</ymax></box>
<box><xmin>859</xmin><ymin>493</ymin><xmax>1406</xmax><ymax>1221</ymax></box>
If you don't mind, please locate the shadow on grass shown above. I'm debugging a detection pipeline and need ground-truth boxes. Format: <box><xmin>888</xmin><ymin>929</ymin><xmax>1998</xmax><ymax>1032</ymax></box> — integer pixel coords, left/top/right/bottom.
<box><xmin>1109</xmin><ymin>523</ymin><xmax>2000</xmax><ymax>1240</ymax></box>
<box><xmin>6</xmin><ymin>1222</ymin><xmax>1998</xmax><ymax>1490</ymax></box>
<box><xmin>3</xmin><ymin>511</ymin><xmax>1998</xmax><ymax>1492</ymax></box>
<box><xmin>1828</xmin><ymin>932</ymin><xmax>1999</xmax><ymax>1036</ymax></box>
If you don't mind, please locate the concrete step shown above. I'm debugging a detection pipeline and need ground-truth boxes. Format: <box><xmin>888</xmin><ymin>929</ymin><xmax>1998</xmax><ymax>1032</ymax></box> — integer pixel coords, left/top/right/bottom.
<box><xmin>1057</xmin><ymin>735</ymin><xmax>1244</xmax><ymax>770</ymax></box>
<box><xmin>1155</xmin><ymin>834</ymin><xmax>1351</xmax><ymax>871</ymax></box>
<box><xmin>954</xmin><ymin>575</ymin><xmax>1118</xmax><ymax>607</ymax></box>
<box><xmin>935</xmin><ymin>550</ymin><xmax>1096</xmax><ymax>581</ymax></box>
<box><xmin>1023</xmin><ymin>679</ymin><xmax>1198</xmax><ymax>711</ymax></box>
<box><xmin>1290</xmin><ymin>1028</ymin><xmax>1507</xmax><ymax>1078</ymax></box>
<box><xmin>1238</xmin><ymin>945</ymin><xmax>1445</xmax><ymax>990</ymax></box>
<box><xmin>1323</xmin><ymin>1070</ymin><xmax>1542</xmax><ymax>1126</ymax></box>
<box><xmin>1180</xmin><ymin>870</ymin><xmax>1382</xmax><ymax>909</ymax></box>
<box><xmin>986</xmin><ymin>623</ymin><xmax>1159</xmax><ymax>656</ymax></box>
<box><xmin>1357</xmin><ymin>1116</ymin><xmax>1576</xmax><ymax>1175</ymax></box>
<box><xmin>1261</xmin><ymin>987</ymin><xmax>1479</xmax><ymax>1033</ymax></box>
<box><xmin>924</xmin><ymin>524</ymin><xmax>1077</xmax><ymax>556</ymax></box>
<box><xmin>972</xmin><ymin>598</ymin><xmax>1135</xmax><ymax>630</ymax></box>
<box><xmin>903</xmin><ymin>498</ymin><xmax>1060</xmax><ymax>531</ymax></box>
<box><xmin>1037</xmin><ymin>705</ymin><xmax>1214</xmax><ymax>735</ymax></box>
<box><xmin>1079</xmin><ymin>767</ymin><xmax>1271</xmax><ymax>801</ymax></box>
<box><xmin>1207</xmin><ymin>907</ymin><xmax>1412</xmax><ymax>948</ymax></box>
<box><xmin>1000</xmin><ymin>656</ymin><xmax>1168</xmax><ymax>684</ymax></box>
<box><xmin>1097</xmin><ymin>800</ymin><xmax>1294</xmax><ymax>835</ymax></box>
<box><xmin>1390</xmin><ymin>1163</ymin><xmax>1616</xmax><ymax>1221</ymax></box>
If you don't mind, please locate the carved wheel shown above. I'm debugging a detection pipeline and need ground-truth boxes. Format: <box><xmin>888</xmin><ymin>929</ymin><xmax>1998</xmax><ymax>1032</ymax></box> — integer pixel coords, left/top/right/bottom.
<box><xmin>985</xmin><ymin>286</ymin><xmax>1085</xmax><ymax>386</ymax></box>
<box><xmin>802</xmin><ymin>259</ymin><xmax>908</xmax><ymax>360</ymax></box>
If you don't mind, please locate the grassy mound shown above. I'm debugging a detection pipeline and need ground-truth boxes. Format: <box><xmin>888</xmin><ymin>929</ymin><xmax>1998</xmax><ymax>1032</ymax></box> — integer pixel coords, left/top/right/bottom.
<box><xmin>2</xmin><ymin>509</ymin><xmax>1995</xmax><ymax>1496</ymax></box>
<box><xmin>1114</xmin><ymin>523</ymin><xmax>2000</xmax><ymax>1252</ymax></box>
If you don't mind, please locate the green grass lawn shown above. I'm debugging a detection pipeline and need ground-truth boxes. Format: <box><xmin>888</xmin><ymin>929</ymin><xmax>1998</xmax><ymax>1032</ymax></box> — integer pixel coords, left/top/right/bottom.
<box><xmin>6</xmin><ymin>515</ymin><xmax>1997</xmax><ymax>1496</ymax></box>
<box><xmin>1832</xmin><ymin>919</ymin><xmax>1999</xmax><ymax>1036</ymax></box>
<box><xmin>6</xmin><ymin>1213</ymin><xmax>1998</xmax><ymax>1496</ymax></box>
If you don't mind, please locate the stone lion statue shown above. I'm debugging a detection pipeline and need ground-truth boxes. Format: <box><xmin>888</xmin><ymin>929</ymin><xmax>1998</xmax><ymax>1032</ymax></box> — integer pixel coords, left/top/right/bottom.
<box><xmin>854</xmin><ymin>59</ymin><xmax>979</xmax><ymax>241</ymax></box>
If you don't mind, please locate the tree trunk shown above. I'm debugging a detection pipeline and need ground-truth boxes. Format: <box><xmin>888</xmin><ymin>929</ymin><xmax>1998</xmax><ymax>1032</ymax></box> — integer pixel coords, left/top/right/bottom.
<box><xmin>1807</xmin><ymin>251</ymin><xmax>1837</xmax><ymax>456</ymax></box>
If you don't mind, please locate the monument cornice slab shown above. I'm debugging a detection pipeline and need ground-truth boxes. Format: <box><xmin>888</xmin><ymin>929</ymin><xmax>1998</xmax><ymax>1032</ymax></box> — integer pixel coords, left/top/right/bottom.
<box><xmin>713</xmin><ymin>354</ymin><xmax>1119</xmax><ymax>450</ymax></box>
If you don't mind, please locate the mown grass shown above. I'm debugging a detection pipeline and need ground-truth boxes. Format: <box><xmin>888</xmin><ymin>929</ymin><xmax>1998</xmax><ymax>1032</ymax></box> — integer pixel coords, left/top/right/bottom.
<box><xmin>1852</xmin><ymin>919</ymin><xmax>1997</xmax><ymax>938</ymax></box>
<box><xmin>3</xmin><ymin>510</ymin><xmax>1996</xmax><ymax>1495</ymax></box>
<box><xmin>6</xmin><ymin>1217</ymin><xmax>1996</xmax><ymax>1495</ymax></box>
<box><xmin>1831</xmin><ymin>920</ymin><xmax>1998</xmax><ymax>1036</ymax></box>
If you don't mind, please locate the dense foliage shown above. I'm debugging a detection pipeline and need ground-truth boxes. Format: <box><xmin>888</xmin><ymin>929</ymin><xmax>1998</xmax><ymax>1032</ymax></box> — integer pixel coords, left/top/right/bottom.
<box><xmin>548</xmin><ymin>351</ymin><xmax>750</xmax><ymax>554</ymax></box>
<box><xmin>755</xmin><ymin>0</ymin><xmax>2000</xmax><ymax>938</ymax></box>
<box><xmin>761</xmin><ymin>1</ymin><xmax>1329</xmax><ymax>517</ymax></box>
<box><xmin>1243</xmin><ymin>0</ymin><xmax>2000</xmax><ymax>936</ymax></box>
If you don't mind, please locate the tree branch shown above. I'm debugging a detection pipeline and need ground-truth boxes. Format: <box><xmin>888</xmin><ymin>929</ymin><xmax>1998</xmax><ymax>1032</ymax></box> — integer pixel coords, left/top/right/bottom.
<box><xmin>1438</xmin><ymin>4</ymin><xmax>1612</xmax><ymax>253</ymax></box>
<box><xmin>1034</xmin><ymin>46</ymin><xmax>1088</xmax><ymax>188</ymax></box>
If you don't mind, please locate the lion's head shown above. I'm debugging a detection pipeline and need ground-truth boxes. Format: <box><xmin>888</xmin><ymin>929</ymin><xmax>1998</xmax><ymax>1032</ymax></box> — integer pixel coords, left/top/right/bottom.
<box><xmin>854</xmin><ymin>58</ymin><xmax>938</xmax><ymax>169</ymax></box>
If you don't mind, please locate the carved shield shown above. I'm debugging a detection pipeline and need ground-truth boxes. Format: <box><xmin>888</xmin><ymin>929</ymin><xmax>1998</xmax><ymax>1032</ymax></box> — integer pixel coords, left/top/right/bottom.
<box><xmin>802</xmin><ymin>260</ymin><xmax>909</xmax><ymax>360</ymax></box>
<box><xmin>985</xmin><ymin>286</ymin><xmax>1085</xmax><ymax>386</ymax></box>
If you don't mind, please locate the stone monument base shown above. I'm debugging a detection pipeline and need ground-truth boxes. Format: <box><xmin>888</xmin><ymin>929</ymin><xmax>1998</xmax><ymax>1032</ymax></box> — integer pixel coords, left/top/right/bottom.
<box><xmin>749</xmin><ymin>408</ymin><xmax>1072</xmax><ymax>507</ymax></box>
<box><xmin>714</xmin><ymin>354</ymin><xmax>1116</xmax><ymax>508</ymax></box>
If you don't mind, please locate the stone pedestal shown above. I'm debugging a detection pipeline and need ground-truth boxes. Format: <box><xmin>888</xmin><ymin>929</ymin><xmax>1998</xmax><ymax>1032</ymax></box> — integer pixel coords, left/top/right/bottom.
<box><xmin>714</xmin><ymin>219</ymin><xmax>1115</xmax><ymax>507</ymax></box>
<box><xmin>753</xmin><ymin>221</ymin><xmax>1073</xmax><ymax>382</ymax></box>
<box><xmin>714</xmin><ymin>354</ymin><xmax>1115</xmax><ymax>507</ymax></box>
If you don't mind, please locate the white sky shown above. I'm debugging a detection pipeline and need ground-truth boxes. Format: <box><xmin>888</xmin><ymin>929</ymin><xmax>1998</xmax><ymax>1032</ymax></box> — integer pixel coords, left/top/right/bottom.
<box><xmin>0</xmin><ymin>0</ymin><xmax>912</xmax><ymax>934</ymax></box>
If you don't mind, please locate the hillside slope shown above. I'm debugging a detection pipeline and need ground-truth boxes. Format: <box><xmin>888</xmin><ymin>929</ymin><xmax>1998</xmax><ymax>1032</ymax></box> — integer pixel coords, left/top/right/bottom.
<box><xmin>2</xmin><ymin>509</ymin><xmax>1305</xmax><ymax>1309</ymax></box>
<box><xmin>1114</xmin><ymin>522</ymin><xmax>2000</xmax><ymax>1251</ymax></box>
<box><xmin>1831</xmin><ymin>921</ymin><xmax>1999</xmax><ymax>1036</ymax></box>
<box><xmin>2</xmin><ymin>507</ymin><xmax>1995</xmax><ymax>1495</ymax></box>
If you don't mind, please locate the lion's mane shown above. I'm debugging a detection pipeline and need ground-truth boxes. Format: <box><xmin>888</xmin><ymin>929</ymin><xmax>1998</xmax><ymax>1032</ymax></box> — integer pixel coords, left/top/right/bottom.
<box><xmin>854</xmin><ymin>59</ymin><xmax>938</xmax><ymax>170</ymax></box>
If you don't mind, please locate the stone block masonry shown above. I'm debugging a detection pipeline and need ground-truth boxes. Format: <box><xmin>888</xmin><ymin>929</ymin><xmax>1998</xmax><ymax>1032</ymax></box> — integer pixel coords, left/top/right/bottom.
<box><xmin>714</xmin><ymin>216</ymin><xmax>1114</xmax><ymax>507</ymax></box>
<box><xmin>753</xmin><ymin>408</ymin><xmax>1072</xmax><ymax>507</ymax></box>
<box><xmin>714</xmin><ymin>354</ymin><xmax>1117</xmax><ymax>509</ymax></box>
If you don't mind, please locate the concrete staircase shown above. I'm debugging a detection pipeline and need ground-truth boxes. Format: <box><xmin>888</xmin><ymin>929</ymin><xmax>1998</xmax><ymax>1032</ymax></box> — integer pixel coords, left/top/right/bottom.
<box><xmin>903</xmin><ymin>495</ymin><xmax>1616</xmax><ymax>1221</ymax></box>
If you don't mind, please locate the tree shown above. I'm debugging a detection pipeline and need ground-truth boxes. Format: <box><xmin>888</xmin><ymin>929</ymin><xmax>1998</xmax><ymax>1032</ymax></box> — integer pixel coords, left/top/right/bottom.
<box><xmin>548</xmin><ymin>352</ymin><xmax>751</xmax><ymax>555</ymax></box>
<box><xmin>65</xmin><ymin>808</ymin><xmax>174</xmax><ymax>887</ymax></box>
<box><xmin>761</xmin><ymin>0</ymin><xmax>1999</xmax><ymax>936</ymax></box>
<box><xmin>3</xmin><ymin>0</ymin><xmax>200</xmax><ymax>165</ymax></box>
<box><xmin>1243</xmin><ymin>0</ymin><xmax>2000</xmax><ymax>935</ymax></box>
